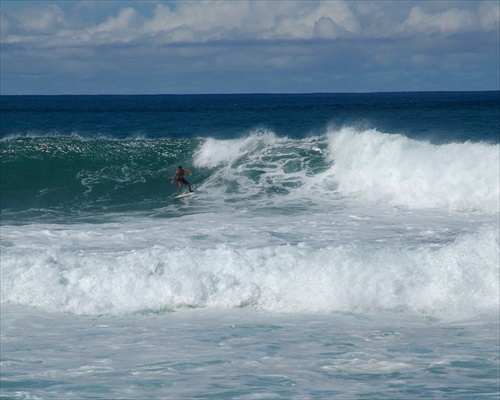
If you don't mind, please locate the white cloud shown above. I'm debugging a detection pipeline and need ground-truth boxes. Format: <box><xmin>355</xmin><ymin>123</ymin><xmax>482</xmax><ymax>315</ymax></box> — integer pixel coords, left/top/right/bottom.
<box><xmin>169</xmin><ymin>0</ymin><xmax>362</xmax><ymax>40</ymax></box>
<box><xmin>1</xmin><ymin>1</ymin><xmax>497</xmax><ymax>46</ymax></box>
<box><xmin>314</xmin><ymin>16</ymin><xmax>349</xmax><ymax>39</ymax></box>
<box><xmin>16</xmin><ymin>4</ymin><xmax>66</xmax><ymax>33</ymax></box>
<box><xmin>93</xmin><ymin>7</ymin><xmax>141</xmax><ymax>33</ymax></box>
<box><xmin>402</xmin><ymin>6</ymin><xmax>477</xmax><ymax>35</ymax></box>
<box><xmin>1</xmin><ymin>1</ymin><xmax>498</xmax><ymax>94</ymax></box>
<box><xmin>478</xmin><ymin>1</ymin><xmax>500</xmax><ymax>31</ymax></box>
<box><xmin>84</xmin><ymin>7</ymin><xmax>143</xmax><ymax>44</ymax></box>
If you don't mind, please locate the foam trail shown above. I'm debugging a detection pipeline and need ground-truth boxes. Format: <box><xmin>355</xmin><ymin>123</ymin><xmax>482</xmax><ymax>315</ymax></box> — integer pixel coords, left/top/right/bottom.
<box><xmin>327</xmin><ymin>127</ymin><xmax>500</xmax><ymax>212</ymax></box>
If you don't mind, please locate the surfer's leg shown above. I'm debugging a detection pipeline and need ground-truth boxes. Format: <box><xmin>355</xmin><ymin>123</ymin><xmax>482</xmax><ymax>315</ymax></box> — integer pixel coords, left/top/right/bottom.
<box><xmin>182</xmin><ymin>178</ymin><xmax>192</xmax><ymax>192</ymax></box>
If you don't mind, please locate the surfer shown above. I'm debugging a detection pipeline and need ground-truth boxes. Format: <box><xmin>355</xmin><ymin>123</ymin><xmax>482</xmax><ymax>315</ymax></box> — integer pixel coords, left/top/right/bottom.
<box><xmin>171</xmin><ymin>165</ymin><xmax>193</xmax><ymax>194</ymax></box>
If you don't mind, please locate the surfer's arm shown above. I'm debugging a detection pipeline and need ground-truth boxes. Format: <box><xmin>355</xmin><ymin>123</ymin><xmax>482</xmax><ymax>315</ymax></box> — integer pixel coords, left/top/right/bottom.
<box><xmin>171</xmin><ymin>173</ymin><xmax>178</xmax><ymax>183</ymax></box>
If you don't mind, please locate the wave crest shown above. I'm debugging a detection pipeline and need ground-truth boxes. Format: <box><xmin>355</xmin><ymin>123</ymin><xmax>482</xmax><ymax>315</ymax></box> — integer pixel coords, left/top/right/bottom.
<box><xmin>327</xmin><ymin>127</ymin><xmax>500</xmax><ymax>212</ymax></box>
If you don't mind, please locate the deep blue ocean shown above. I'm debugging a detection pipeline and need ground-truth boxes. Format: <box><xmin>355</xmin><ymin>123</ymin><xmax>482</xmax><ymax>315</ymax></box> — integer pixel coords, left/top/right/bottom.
<box><xmin>1</xmin><ymin>92</ymin><xmax>499</xmax><ymax>399</ymax></box>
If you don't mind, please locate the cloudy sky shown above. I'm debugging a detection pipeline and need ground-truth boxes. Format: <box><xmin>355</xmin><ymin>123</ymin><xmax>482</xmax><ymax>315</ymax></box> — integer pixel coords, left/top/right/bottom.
<box><xmin>1</xmin><ymin>0</ymin><xmax>499</xmax><ymax>94</ymax></box>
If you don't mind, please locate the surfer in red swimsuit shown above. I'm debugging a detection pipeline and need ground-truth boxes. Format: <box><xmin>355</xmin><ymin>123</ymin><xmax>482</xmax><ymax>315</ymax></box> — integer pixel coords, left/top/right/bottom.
<box><xmin>171</xmin><ymin>165</ymin><xmax>193</xmax><ymax>194</ymax></box>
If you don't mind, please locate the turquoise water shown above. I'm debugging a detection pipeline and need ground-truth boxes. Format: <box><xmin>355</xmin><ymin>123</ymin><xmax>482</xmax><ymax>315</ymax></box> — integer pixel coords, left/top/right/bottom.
<box><xmin>1</xmin><ymin>93</ymin><xmax>499</xmax><ymax>399</ymax></box>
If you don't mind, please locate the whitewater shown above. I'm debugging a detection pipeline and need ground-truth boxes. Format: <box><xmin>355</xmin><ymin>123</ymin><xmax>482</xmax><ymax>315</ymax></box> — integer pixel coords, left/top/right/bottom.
<box><xmin>1</xmin><ymin>92</ymin><xmax>499</xmax><ymax>399</ymax></box>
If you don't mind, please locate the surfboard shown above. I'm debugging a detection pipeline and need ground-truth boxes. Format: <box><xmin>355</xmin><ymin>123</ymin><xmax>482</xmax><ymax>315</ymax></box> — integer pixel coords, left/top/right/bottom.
<box><xmin>174</xmin><ymin>192</ymin><xmax>193</xmax><ymax>199</ymax></box>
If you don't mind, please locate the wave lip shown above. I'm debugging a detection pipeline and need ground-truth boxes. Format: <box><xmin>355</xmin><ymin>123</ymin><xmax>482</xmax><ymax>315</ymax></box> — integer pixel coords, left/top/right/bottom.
<box><xmin>193</xmin><ymin>130</ymin><xmax>287</xmax><ymax>168</ymax></box>
<box><xmin>327</xmin><ymin>127</ymin><xmax>500</xmax><ymax>212</ymax></box>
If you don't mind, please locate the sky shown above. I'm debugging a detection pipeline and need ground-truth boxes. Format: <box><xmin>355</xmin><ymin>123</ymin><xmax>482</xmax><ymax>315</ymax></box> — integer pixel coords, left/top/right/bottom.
<box><xmin>1</xmin><ymin>0</ymin><xmax>499</xmax><ymax>95</ymax></box>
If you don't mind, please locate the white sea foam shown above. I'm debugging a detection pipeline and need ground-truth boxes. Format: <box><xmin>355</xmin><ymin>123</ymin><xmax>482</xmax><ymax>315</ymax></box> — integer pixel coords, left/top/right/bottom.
<box><xmin>194</xmin><ymin>130</ymin><xmax>284</xmax><ymax>168</ymax></box>
<box><xmin>2</xmin><ymin>223</ymin><xmax>498</xmax><ymax>318</ymax></box>
<box><xmin>191</xmin><ymin>128</ymin><xmax>499</xmax><ymax>214</ymax></box>
<box><xmin>193</xmin><ymin>131</ymin><xmax>330</xmax><ymax>203</ymax></box>
<box><xmin>327</xmin><ymin>127</ymin><xmax>500</xmax><ymax>212</ymax></box>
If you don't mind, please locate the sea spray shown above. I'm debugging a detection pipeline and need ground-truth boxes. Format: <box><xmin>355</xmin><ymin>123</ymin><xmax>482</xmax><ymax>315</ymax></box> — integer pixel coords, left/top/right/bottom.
<box><xmin>327</xmin><ymin>127</ymin><xmax>500</xmax><ymax>212</ymax></box>
<box><xmin>2</xmin><ymin>224</ymin><xmax>497</xmax><ymax>318</ymax></box>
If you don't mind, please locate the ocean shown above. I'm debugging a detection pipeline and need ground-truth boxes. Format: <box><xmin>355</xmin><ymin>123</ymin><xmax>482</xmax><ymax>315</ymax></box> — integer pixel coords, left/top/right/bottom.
<box><xmin>1</xmin><ymin>92</ymin><xmax>499</xmax><ymax>399</ymax></box>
